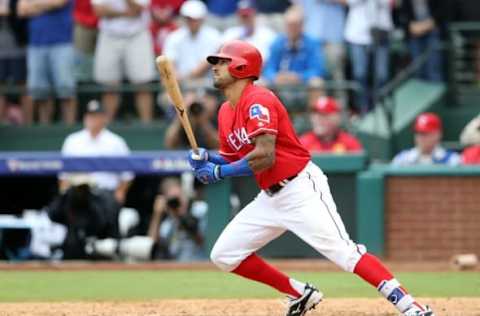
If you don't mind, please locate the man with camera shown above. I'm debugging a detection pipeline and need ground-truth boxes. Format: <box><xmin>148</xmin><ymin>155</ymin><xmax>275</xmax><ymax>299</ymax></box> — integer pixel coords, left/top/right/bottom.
<box><xmin>164</xmin><ymin>89</ymin><xmax>219</xmax><ymax>149</ymax></box>
<box><xmin>48</xmin><ymin>100</ymin><xmax>134</xmax><ymax>259</ymax></box>
<box><xmin>147</xmin><ymin>177</ymin><xmax>207</xmax><ymax>261</ymax></box>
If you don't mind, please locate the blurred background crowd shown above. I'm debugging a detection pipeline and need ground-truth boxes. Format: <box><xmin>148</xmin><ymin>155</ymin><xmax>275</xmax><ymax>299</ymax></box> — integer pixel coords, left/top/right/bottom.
<box><xmin>0</xmin><ymin>0</ymin><xmax>478</xmax><ymax>124</ymax></box>
<box><xmin>1</xmin><ymin>0</ymin><xmax>480</xmax><ymax>263</ymax></box>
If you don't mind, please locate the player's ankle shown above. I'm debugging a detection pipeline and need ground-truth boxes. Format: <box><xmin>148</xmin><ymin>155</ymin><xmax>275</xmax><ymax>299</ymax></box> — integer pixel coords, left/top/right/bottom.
<box><xmin>378</xmin><ymin>279</ymin><xmax>414</xmax><ymax>312</ymax></box>
<box><xmin>288</xmin><ymin>278</ymin><xmax>305</xmax><ymax>297</ymax></box>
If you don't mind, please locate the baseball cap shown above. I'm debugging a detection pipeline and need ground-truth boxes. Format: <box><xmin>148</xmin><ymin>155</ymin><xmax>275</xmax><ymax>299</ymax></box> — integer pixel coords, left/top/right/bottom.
<box><xmin>312</xmin><ymin>96</ymin><xmax>340</xmax><ymax>114</ymax></box>
<box><xmin>85</xmin><ymin>99</ymin><xmax>104</xmax><ymax>114</ymax></box>
<box><xmin>237</xmin><ymin>0</ymin><xmax>256</xmax><ymax>16</ymax></box>
<box><xmin>414</xmin><ymin>112</ymin><xmax>442</xmax><ymax>133</ymax></box>
<box><xmin>180</xmin><ymin>0</ymin><xmax>207</xmax><ymax>19</ymax></box>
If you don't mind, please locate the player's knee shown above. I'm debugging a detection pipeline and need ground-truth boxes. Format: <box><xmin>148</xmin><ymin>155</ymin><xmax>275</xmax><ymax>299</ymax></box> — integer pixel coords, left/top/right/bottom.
<box><xmin>210</xmin><ymin>244</ymin><xmax>237</xmax><ymax>272</ymax></box>
<box><xmin>332</xmin><ymin>243</ymin><xmax>367</xmax><ymax>272</ymax></box>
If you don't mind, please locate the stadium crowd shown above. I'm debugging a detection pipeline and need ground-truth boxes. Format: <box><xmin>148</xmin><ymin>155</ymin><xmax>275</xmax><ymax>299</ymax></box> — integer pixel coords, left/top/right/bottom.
<box><xmin>0</xmin><ymin>0</ymin><xmax>477</xmax><ymax>125</ymax></box>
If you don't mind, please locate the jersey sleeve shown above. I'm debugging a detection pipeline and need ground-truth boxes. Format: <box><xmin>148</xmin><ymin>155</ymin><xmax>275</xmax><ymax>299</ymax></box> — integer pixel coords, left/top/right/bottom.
<box><xmin>244</xmin><ymin>93</ymin><xmax>279</xmax><ymax>139</ymax></box>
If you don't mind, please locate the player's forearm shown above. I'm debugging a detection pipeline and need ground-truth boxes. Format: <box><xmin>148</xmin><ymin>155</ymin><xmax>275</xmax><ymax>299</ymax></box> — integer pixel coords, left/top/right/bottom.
<box><xmin>244</xmin><ymin>148</ymin><xmax>275</xmax><ymax>172</ymax></box>
<box><xmin>244</xmin><ymin>134</ymin><xmax>276</xmax><ymax>172</ymax></box>
<box><xmin>218</xmin><ymin>158</ymin><xmax>253</xmax><ymax>178</ymax></box>
<box><xmin>208</xmin><ymin>152</ymin><xmax>229</xmax><ymax>165</ymax></box>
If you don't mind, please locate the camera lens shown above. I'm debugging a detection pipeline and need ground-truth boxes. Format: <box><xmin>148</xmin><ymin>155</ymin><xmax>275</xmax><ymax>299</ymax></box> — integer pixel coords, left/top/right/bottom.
<box><xmin>167</xmin><ymin>197</ymin><xmax>181</xmax><ymax>209</ymax></box>
<box><xmin>190</xmin><ymin>102</ymin><xmax>204</xmax><ymax>116</ymax></box>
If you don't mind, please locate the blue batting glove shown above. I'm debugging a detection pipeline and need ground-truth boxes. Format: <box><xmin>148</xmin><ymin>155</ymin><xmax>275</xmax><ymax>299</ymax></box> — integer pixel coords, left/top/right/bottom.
<box><xmin>195</xmin><ymin>162</ymin><xmax>222</xmax><ymax>184</ymax></box>
<box><xmin>188</xmin><ymin>148</ymin><xmax>208</xmax><ymax>170</ymax></box>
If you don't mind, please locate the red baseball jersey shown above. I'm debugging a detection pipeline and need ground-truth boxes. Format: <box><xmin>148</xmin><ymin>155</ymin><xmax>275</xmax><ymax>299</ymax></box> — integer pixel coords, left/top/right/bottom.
<box><xmin>217</xmin><ymin>83</ymin><xmax>311</xmax><ymax>189</ymax></box>
<box><xmin>299</xmin><ymin>131</ymin><xmax>363</xmax><ymax>154</ymax></box>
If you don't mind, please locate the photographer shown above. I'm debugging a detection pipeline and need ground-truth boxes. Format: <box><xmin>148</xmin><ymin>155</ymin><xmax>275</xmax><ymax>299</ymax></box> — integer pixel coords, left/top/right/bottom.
<box><xmin>48</xmin><ymin>100</ymin><xmax>133</xmax><ymax>259</ymax></box>
<box><xmin>164</xmin><ymin>89</ymin><xmax>219</xmax><ymax>149</ymax></box>
<box><xmin>147</xmin><ymin>177</ymin><xmax>207</xmax><ymax>261</ymax></box>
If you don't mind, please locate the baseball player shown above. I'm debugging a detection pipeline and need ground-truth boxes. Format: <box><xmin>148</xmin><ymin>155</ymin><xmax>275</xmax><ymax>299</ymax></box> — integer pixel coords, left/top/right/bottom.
<box><xmin>188</xmin><ymin>40</ymin><xmax>435</xmax><ymax>316</ymax></box>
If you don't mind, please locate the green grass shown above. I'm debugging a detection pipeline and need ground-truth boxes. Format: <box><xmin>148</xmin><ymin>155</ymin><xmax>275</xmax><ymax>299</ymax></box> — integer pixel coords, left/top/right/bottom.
<box><xmin>0</xmin><ymin>271</ymin><xmax>479</xmax><ymax>302</ymax></box>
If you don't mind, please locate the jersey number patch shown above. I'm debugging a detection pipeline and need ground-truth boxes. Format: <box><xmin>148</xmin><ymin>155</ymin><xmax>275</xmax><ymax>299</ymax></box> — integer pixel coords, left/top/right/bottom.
<box><xmin>249</xmin><ymin>104</ymin><xmax>270</xmax><ymax>123</ymax></box>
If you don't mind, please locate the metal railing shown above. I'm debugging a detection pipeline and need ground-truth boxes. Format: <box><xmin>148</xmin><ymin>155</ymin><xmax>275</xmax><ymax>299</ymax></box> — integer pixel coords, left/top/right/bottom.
<box><xmin>447</xmin><ymin>22</ymin><xmax>480</xmax><ymax>98</ymax></box>
<box><xmin>0</xmin><ymin>79</ymin><xmax>361</xmax><ymax>126</ymax></box>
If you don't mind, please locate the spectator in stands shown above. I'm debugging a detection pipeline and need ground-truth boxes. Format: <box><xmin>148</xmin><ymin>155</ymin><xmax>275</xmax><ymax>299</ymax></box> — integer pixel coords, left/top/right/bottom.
<box><xmin>222</xmin><ymin>0</ymin><xmax>277</xmax><ymax>61</ymax></box>
<box><xmin>163</xmin><ymin>0</ymin><xmax>221</xmax><ymax>84</ymax></box>
<box><xmin>60</xmin><ymin>100</ymin><xmax>134</xmax><ymax>203</ymax></box>
<box><xmin>392</xmin><ymin>112</ymin><xmax>460</xmax><ymax>166</ymax></box>
<box><xmin>73</xmin><ymin>0</ymin><xmax>98</xmax><ymax>83</ymax></box>
<box><xmin>18</xmin><ymin>0</ymin><xmax>77</xmax><ymax>125</ymax></box>
<box><xmin>263</xmin><ymin>5</ymin><xmax>326</xmax><ymax>86</ymax></box>
<box><xmin>0</xmin><ymin>0</ymin><xmax>31</xmax><ymax>125</ymax></box>
<box><xmin>256</xmin><ymin>0</ymin><xmax>291</xmax><ymax>13</ymax></box>
<box><xmin>49</xmin><ymin>100</ymin><xmax>134</xmax><ymax>258</ymax></box>
<box><xmin>149</xmin><ymin>0</ymin><xmax>182</xmax><ymax>56</ymax></box>
<box><xmin>295</xmin><ymin>0</ymin><xmax>346</xmax><ymax>88</ymax></box>
<box><xmin>460</xmin><ymin>114</ymin><xmax>480</xmax><ymax>164</ymax></box>
<box><xmin>164</xmin><ymin>89</ymin><xmax>219</xmax><ymax>149</ymax></box>
<box><xmin>205</xmin><ymin>0</ymin><xmax>237</xmax><ymax>31</ymax></box>
<box><xmin>399</xmin><ymin>0</ymin><xmax>448</xmax><ymax>82</ymax></box>
<box><xmin>148</xmin><ymin>177</ymin><xmax>207</xmax><ymax>261</ymax></box>
<box><xmin>344</xmin><ymin>0</ymin><xmax>394</xmax><ymax>114</ymax></box>
<box><xmin>299</xmin><ymin>96</ymin><xmax>363</xmax><ymax>153</ymax></box>
<box><xmin>92</xmin><ymin>0</ymin><xmax>156</xmax><ymax>123</ymax></box>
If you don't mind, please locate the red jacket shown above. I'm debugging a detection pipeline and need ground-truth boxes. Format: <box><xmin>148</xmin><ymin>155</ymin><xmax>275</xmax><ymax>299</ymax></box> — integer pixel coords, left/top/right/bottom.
<box><xmin>299</xmin><ymin>130</ymin><xmax>363</xmax><ymax>154</ymax></box>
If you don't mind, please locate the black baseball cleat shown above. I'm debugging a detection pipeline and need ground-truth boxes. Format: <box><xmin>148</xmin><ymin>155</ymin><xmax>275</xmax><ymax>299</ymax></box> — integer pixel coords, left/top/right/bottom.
<box><xmin>285</xmin><ymin>283</ymin><xmax>323</xmax><ymax>316</ymax></box>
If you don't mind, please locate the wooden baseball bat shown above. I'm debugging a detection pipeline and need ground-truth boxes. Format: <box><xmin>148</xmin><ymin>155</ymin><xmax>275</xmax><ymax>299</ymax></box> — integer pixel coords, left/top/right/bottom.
<box><xmin>155</xmin><ymin>55</ymin><xmax>199</xmax><ymax>153</ymax></box>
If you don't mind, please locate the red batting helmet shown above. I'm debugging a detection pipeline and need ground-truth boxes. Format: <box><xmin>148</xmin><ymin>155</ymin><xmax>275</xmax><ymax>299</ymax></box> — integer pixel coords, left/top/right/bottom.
<box><xmin>207</xmin><ymin>40</ymin><xmax>262</xmax><ymax>80</ymax></box>
<box><xmin>414</xmin><ymin>112</ymin><xmax>442</xmax><ymax>133</ymax></box>
<box><xmin>312</xmin><ymin>96</ymin><xmax>340</xmax><ymax>114</ymax></box>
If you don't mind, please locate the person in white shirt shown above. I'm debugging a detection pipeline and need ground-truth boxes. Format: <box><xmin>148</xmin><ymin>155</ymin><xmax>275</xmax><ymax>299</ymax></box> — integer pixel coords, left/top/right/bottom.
<box><xmin>163</xmin><ymin>0</ymin><xmax>221</xmax><ymax>84</ymax></box>
<box><xmin>60</xmin><ymin>100</ymin><xmax>134</xmax><ymax>204</ymax></box>
<box><xmin>92</xmin><ymin>0</ymin><xmax>156</xmax><ymax>123</ymax></box>
<box><xmin>50</xmin><ymin>100</ymin><xmax>134</xmax><ymax>259</ymax></box>
<box><xmin>344</xmin><ymin>0</ymin><xmax>394</xmax><ymax>114</ymax></box>
<box><xmin>222</xmin><ymin>0</ymin><xmax>277</xmax><ymax>61</ymax></box>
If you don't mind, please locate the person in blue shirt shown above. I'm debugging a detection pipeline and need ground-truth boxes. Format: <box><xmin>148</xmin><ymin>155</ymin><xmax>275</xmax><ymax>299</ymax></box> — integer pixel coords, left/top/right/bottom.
<box><xmin>298</xmin><ymin>0</ymin><xmax>345</xmax><ymax>81</ymax></box>
<box><xmin>263</xmin><ymin>5</ymin><xmax>326</xmax><ymax>86</ymax></box>
<box><xmin>18</xmin><ymin>0</ymin><xmax>76</xmax><ymax>125</ymax></box>
<box><xmin>392</xmin><ymin>112</ymin><xmax>460</xmax><ymax>166</ymax></box>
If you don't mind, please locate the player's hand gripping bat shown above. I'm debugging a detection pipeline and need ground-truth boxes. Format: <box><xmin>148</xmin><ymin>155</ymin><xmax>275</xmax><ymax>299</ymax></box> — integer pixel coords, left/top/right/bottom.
<box><xmin>156</xmin><ymin>56</ymin><xmax>199</xmax><ymax>154</ymax></box>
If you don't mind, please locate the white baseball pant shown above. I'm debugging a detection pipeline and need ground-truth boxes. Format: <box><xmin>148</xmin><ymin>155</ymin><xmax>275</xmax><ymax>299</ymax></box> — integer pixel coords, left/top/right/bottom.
<box><xmin>210</xmin><ymin>161</ymin><xmax>366</xmax><ymax>272</ymax></box>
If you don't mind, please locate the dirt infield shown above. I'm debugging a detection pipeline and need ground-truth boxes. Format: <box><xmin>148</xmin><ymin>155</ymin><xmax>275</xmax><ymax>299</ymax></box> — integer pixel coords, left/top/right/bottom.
<box><xmin>1</xmin><ymin>298</ymin><xmax>479</xmax><ymax>316</ymax></box>
<box><xmin>0</xmin><ymin>259</ymin><xmax>474</xmax><ymax>272</ymax></box>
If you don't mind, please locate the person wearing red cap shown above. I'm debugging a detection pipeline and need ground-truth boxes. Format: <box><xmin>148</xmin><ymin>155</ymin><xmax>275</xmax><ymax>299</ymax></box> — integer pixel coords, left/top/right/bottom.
<box><xmin>299</xmin><ymin>96</ymin><xmax>363</xmax><ymax>154</ymax></box>
<box><xmin>460</xmin><ymin>114</ymin><xmax>480</xmax><ymax>165</ymax></box>
<box><xmin>222</xmin><ymin>0</ymin><xmax>277</xmax><ymax>61</ymax></box>
<box><xmin>392</xmin><ymin>112</ymin><xmax>460</xmax><ymax>166</ymax></box>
